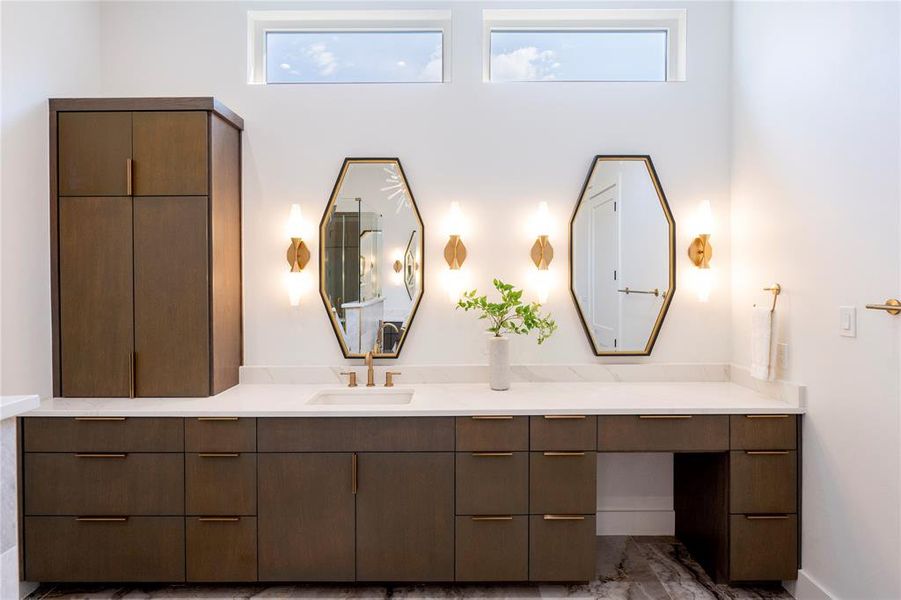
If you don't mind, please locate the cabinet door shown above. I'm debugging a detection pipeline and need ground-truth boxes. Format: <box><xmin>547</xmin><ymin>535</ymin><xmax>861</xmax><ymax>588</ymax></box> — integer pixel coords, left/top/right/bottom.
<box><xmin>58</xmin><ymin>112</ymin><xmax>132</xmax><ymax>196</ymax></box>
<box><xmin>133</xmin><ymin>111</ymin><xmax>208</xmax><ymax>196</ymax></box>
<box><xmin>59</xmin><ymin>197</ymin><xmax>133</xmax><ymax>397</ymax></box>
<box><xmin>258</xmin><ymin>453</ymin><xmax>355</xmax><ymax>581</ymax></box>
<box><xmin>134</xmin><ymin>196</ymin><xmax>209</xmax><ymax>396</ymax></box>
<box><xmin>356</xmin><ymin>452</ymin><xmax>454</xmax><ymax>582</ymax></box>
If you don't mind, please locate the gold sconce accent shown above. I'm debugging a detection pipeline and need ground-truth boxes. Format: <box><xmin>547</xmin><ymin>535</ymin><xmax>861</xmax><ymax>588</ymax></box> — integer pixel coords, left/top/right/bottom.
<box><xmin>688</xmin><ymin>233</ymin><xmax>712</xmax><ymax>268</ymax></box>
<box><xmin>444</xmin><ymin>234</ymin><xmax>467</xmax><ymax>270</ymax></box>
<box><xmin>531</xmin><ymin>235</ymin><xmax>554</xmax><ymax>270</ymax></box>
<box><xmin>287</xmin><ymin>237</ymin><xmax>310</xmax><ymax>272</ymax></box>
<box><xmin>393</xmin><ymin>259</ymin><xmax>403</xmax><ymax>273</ymax></box>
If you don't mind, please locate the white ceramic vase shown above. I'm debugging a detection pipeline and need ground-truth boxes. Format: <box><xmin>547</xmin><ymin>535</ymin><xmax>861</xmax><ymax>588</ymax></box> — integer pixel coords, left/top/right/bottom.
<box><xmin>488</xmin><ymin>336</ymin><xmax>511</xmax><ymax>391</ymax></box>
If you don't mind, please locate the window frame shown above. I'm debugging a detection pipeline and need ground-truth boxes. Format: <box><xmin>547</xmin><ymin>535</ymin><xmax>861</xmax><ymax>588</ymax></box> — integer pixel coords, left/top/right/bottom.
<box><xmin>482</xmin><ymin>9</ymin><xmax>687</xmax><ymax>83</ymax></box>
<box><xmin>248</xmin><ymin>10</ymin><xmax>452</xmax><ymax>85</ymax></box>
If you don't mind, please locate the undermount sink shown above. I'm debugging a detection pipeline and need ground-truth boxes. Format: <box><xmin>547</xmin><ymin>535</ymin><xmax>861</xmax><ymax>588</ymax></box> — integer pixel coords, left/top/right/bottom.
<box><xmin>307</xmin><ymin>388</ymin><xmax>414</xmax><ymax>406</ymax></box>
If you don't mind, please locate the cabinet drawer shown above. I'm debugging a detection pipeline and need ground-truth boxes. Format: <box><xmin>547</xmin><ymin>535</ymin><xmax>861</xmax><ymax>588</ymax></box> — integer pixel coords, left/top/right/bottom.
<box><xmin>730</xmin><ymin>415</ymin><xmax>797</xmax><ymax>450</ymax></box>
<box><xmin>730</xmin><ymin>515</ymin><xmax>798</xmax><ymax>582</ymax></box>
<box><xmin>25</xmin><ymin>453</ymin><xmax>184</xmax><ymax>515</ymax></box>
<box><xmin>530</xmin><ymin>416</ymin><xmax>596</xmax><ymax>450</ymax></box>
<box><xmin>456</xmin><ymin>416</ymin><xmax>528</xmax><ymax>451</ymax></box>
<box><xmin>730</xmin><ymin>451</ymin><xmax>797</xmax><ymax>514</ymax></box>
<box><xmin>186</xmin><ymin>453</ymin><xmax>256</xmax><ymax>515</ymax></box>
<box><xmin>529</xmin><ymin>452</ymin><xmax>596</xmax><ymax>515</ymax></box>
<box><xmin>24</xmin><ymin>516</ymin><xmax>184</xmax><ymax>582</ymax></box>
<box><xmin>24</xmin><ymin>417</ymin><xmax>184</xmax><ymax>452</ymax></box>
<box><xmin>597</xmin><ymin>415</ymin><xmax>728</xmax><ymax>452</ymax></box>
<box><xmin>529</xmin><ymin>514</ymin><xmax>596</xmax><ymax>582</ymax></box>
<box><xmin>456</xmin><ymin>452</ymin><xmax>528</xmax><ymax>515</ymax></box>
<box><xmin>187</xmin><ymin>517</ymin><xmax>257</xmax><ymax>582</ymax></box>
<box><xmin>258</xmin><ymin>417</ymin><xmax>454</xmax><ymax>452</ymax></box>
<box><xmin>185</xmin><ymin>417</ymin><xmax>256</xmax><ymax>452</ymax></box>
<box><xmin>455</xmin><ymin>516</ymin><xmax>527</xmax><ymax>581</ymax></box>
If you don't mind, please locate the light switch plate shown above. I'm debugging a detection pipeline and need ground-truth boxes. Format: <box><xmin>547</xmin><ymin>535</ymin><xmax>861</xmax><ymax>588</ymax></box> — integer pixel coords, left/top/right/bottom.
<box><xmin>840</xmin><ymin>306</ymin><xmax>857</xmax><ymax>338</ymax></box>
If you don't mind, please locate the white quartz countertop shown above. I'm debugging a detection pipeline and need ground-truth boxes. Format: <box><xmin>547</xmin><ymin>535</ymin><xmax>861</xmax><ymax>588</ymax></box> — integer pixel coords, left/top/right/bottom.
<box><xmin>1</xmin><ymin>394</ymin><xmax>41</xmax><ymax>419</ymax></box>
<box><xmin>27</xmin><ymin>382</ymin><xmax>802</xmax><ymax>417</ymax></box>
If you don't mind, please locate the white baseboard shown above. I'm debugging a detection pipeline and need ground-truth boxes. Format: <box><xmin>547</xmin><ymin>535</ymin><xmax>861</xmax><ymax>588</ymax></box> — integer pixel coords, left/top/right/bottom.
<box><xmin>784</xmin><ymin>569</ymin><xmax>834</xmax><ymax>600</ymax></box>
<box><xmin>596</xmin><ymin>510</ymin><xmax>675</xmax><ymax>536</ymax></box>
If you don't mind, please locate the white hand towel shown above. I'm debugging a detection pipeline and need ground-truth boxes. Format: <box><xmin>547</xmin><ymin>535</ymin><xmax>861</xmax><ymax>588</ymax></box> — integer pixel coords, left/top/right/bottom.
<box><xmin>751</xmin><ymin>306</ymin><xmax>773</xmax><ymax>381</ymax></box>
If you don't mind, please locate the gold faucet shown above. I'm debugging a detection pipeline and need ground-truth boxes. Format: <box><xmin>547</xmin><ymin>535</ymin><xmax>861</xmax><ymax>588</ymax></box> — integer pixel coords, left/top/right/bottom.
<box><xmin>364</xmin><ymin>350</ymin><xmax>376</xmax><ymax>387</ymax></box>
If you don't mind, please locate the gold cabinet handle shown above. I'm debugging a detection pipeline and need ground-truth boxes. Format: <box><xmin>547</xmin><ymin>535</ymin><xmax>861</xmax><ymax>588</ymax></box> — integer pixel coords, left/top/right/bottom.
<box><xmin>639</xmin><ymin>415</ymin><xmax>692</xmax><ymax>419</ymax></box>
<box><xmin>196</xmin><ymin>417</ymin><xmax>239</xmax><ymax>421</ymax></box>
<box><xmin>472</xmin><ymin>416</ymin><xmax>513</xmax><ymax>420</ymax></box>
<box><xmin>198</xmin><ymin>453</ymin><xmax>239</xmax><ymax>458</ymax></box>
<box><xmin>544</xmin><ymin>415</ymin><xmax>586</xmax><ymax>420</ymax></box>
<box><xmin>745</xmin><ymin>515</ymin><xmax>790</xmax><ymax>520</ymax></box>
<box><xmin>74</xmin><ymin>417</ymin><xmax>126</xmax><ymax>421</ymax></box>
<box><xmin>75</xmin><ymin>453</ymin><xmax>127</xmax><ymax>458</ymax></box>
<box><xmin>129</xmin><ymin>352</ymin><xmax>135</xmax><ymax>398</ymax></box>
<box><xmin>472</xmin><ymin>452</ymin><xmax>513</xmax><ymax>457</ymax></box>
<box><xmin>472</xmin><ymin>516</ymin><xmax>514</xmax><ymax>521</ymax></box>
<box><xmin>543</xmin><ymin>451</ymin><xmax>585</xmax><ymax>456</ymax></box>
<box><xmin>866</xmin><ymin>299</ymin><xmax>901</xmax><ymax>315</ymax></box>
<box><xmin>352</xmin><ymin>453</ymin><xmax>358</xmax><ymax>495</ymax></box>
<box><xmin>745</xmin><ymin>414</ymin><xmax>789</xmax><ymax>419</ymax></box>
<box><xmin>126</xmin><ymin>158</ymin><xmax>133</xmax><ymax>195</ymax></box>
<box><xmin>543</xmin><ymin>515</ymin><xmax>585</xmax><ymax>521</ymax></box>
<box><xmin>746</xmin><ymin>451</ymin><xmax>790</xmax><ymax>455</ymax></box>
<box><xmin>198</xmin><ymin>517</ymin><xmax>240</xmax><ymax>522</ymax></box>
<box><xmin>76</xmin><ymin>517</ymin><xmax>127</xmax><ymax>522</ymax></box>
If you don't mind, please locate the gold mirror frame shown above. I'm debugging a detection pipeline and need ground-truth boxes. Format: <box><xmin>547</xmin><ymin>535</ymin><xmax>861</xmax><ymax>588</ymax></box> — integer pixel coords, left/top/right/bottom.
<box><xmin>569</xmin><ymin>155</ymin><xmax>676</xmax><ymax>357</ymax></box>
<box><xmin>319</xmin><ymin>158</ymin><xmax>425</xmax><ymax>359</ymax></box>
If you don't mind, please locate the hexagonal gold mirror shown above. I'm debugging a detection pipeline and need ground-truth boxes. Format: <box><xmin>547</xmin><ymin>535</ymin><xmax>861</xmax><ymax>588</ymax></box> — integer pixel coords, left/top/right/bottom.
<box><xmin>570</xmin><ymin>156</ymin><xmax>675</xmax><ymax>356</ymax></box>
<box><xmin>320</xmin><ymin>158</ymin><xmax>424</xmax><ymax>358</ymax></box>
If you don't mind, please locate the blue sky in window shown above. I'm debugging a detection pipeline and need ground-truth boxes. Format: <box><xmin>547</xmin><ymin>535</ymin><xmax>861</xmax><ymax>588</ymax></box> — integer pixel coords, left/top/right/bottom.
<box><xmin>266</xmin><ymin>31</ymin><xmax>442</xmax><ymax>83</ymax></box>
<box><xmin>491</xmin><ymin>30</ymin><xmax>667</xmax><ymax>82</ymax></box>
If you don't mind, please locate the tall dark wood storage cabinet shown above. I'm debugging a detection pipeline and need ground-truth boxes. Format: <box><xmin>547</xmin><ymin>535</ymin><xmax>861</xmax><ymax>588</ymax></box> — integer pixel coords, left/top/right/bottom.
<box><xmin>50</xmin><ymin>98</ymin><xmax>243</xmax><ymax>397</ymax></box>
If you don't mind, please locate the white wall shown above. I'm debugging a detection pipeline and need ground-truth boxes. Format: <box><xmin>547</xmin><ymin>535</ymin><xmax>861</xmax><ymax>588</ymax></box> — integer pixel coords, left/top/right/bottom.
<box><xmin>1</xmin><ymin>2</ymin><xmax>101</xmax><ymax>395</ymax></box>
<box><xmin>95</xmin><ymin>1</ymin><xmax>734</xmax><ymax>368</ymax></box>
<box><xmin>731</xmin><ymin>3</ymin><xmax>901</xmax><ymax>598</ymax></box>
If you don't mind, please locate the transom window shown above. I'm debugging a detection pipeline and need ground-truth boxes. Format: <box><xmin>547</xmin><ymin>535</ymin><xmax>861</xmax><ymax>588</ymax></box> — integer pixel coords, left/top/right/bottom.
<box><xmin>248</xmin><ymin>10</ymin><xmax>451</xmax><ymax>84</ymax></box>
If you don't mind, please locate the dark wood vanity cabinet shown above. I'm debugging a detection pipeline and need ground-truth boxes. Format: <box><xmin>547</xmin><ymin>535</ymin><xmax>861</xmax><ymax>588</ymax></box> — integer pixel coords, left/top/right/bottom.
<box><xmin>51</xmin><ymin>98</ymin><xmax>243</xmax><ymax>398</ymax></box>
<box><xmin>21</xmin><ymin>414</ymin><xmax>798</xmax><ymax>585</ymax></box>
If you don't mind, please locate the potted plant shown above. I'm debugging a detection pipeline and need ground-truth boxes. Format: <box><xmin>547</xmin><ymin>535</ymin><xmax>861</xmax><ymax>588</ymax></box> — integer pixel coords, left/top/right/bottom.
<box><xmin>457</xmin><ymin>279</ymin><xmax>557</xmax><ymax>390</ymax></box>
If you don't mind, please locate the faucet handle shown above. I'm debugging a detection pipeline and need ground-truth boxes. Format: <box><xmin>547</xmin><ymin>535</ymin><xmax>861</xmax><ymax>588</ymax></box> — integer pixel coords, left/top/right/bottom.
<box><xmin>384</xmin><ymin>372</ymin><xmax>401</xmax><ymax>388</ymax></box>
<box><xmin>340</xmin><ymin>372</ymin><xmax>358</xmax><ymax>388</ymax></box>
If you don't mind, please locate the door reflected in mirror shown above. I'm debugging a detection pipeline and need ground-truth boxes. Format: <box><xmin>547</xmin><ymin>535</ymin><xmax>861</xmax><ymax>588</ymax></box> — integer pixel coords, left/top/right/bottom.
<box><xmin>570</xmin><ymin>156</ymin><xmax>675</xmax><ymax>356</ymax></box>
<box><xmin>321</xmin><ymin>159</ymin><xmax>423</xmax><ymax>358</ymax></box>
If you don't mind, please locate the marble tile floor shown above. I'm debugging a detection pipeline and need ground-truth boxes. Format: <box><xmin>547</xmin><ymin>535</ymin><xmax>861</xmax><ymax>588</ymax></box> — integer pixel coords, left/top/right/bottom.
<box><xmin>27</xmin><ymin>537</ymin><xmax>792</xmax><ymax>600</ymax></box>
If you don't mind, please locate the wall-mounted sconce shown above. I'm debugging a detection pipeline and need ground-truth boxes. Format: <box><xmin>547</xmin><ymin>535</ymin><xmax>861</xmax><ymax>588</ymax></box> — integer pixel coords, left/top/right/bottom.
<box><xmin>444</xmin><ymin>202</ymin><xmax>470</xmax><ymax>302</ymax></box>
<box><xmin>393</xmin><ymin>260</ymin><xmax>403</xmax><ymax>273</ymax></box>
<box><xmin>688</xmin><ymin>201</ymin><xmax>714</xmax><ymax>302</ymax></box>
<box><xmin>444</xmin><ymin>202</ymin><xmax>467</xmax><ymax>270</ymax></box>
<box><xmin>530</xmin><ymin>202</ymin><xmax>553</xmax><ymax>303</ymax></box>
<box><xmin>285</xmin><ymin>204</ymin><xmax>311</xmax><ymax>306</ymax></box>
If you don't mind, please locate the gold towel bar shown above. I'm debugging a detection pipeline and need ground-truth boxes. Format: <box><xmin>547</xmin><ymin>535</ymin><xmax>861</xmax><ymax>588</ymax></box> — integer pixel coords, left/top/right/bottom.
<box><xmin>617</xmin><ymin>287</ymin><xmax>664</xmax><ymax>297</ymax></box>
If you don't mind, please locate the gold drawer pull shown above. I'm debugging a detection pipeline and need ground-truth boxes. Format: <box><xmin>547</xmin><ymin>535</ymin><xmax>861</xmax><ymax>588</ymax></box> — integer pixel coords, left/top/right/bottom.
<box><xmin>75</xmin><ymin>453</ymin><xmax>126</xmax><ymax>458</ymax></box>
<box><xmin>472</xmin><ymin>416</ymin><xmax>513</xmax><ymax>420</ymax></box>
<box><xmin>472</xmin><ymin>452</ymin><xmax>513</xmax><ymax>457</ymax></box>
<box><xmin>196</xmin><ymin>417</ymin><xmax>240</xmax><ymax>421</ymax></box>
<box><xmin>198</xmin><ymin>517</ymin><xmax>240</xmax><ymax>522</ymax></box>
<box><xmin>352</xmin><ymin>453</ymin><xmax>358</xmax><ymax>495</ymax></box>
<box><xmin>76</xmin><ymin>517</ymin><xmax>127</xmax><ymax>522</ymax></box>
<box><xmin>639</xmin><ymin>415</ymin><xmax>692</xmax><ymax>419</ymax></box>
<box><xmin>746</xmin><ymin>451</ymin><xmax>790</xmax><ymax>455</ymax></box>
<box><xmin>543</xmin><ymin>515</ymin><xmax>585</xmax><ymax>521</ymax></box>
<box><xmin>543</xmin><ymin>452</ymin><xmax>585</xmax><ymax>457</ymax></box>
<box><xmin>472</xmin><ymin>516</ymin><xmax>514</xmax><ymax>521</ymax></box>
<box><xmin>544</xmin><ymin>415</ymin><xmax>586</xmax><ymax>420</ymax></box>
<box><xmin>74</xmin><ymin>417</ymin><xmax>126</xmax><ymax>421</ymax></box>
<box><xmin>745</xmin><ymin>515</ymin><xmax>790</xmax><ymax>520</ymax></box>
<box><xmin>745</xmin><ymin>414</ymin><xmax>789</xmax><ymax>419</ymax></box>
<box><xmin>199</xmin><ymin>453</ymin><xmax>240</xmax><ymax>458</ymax></box>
